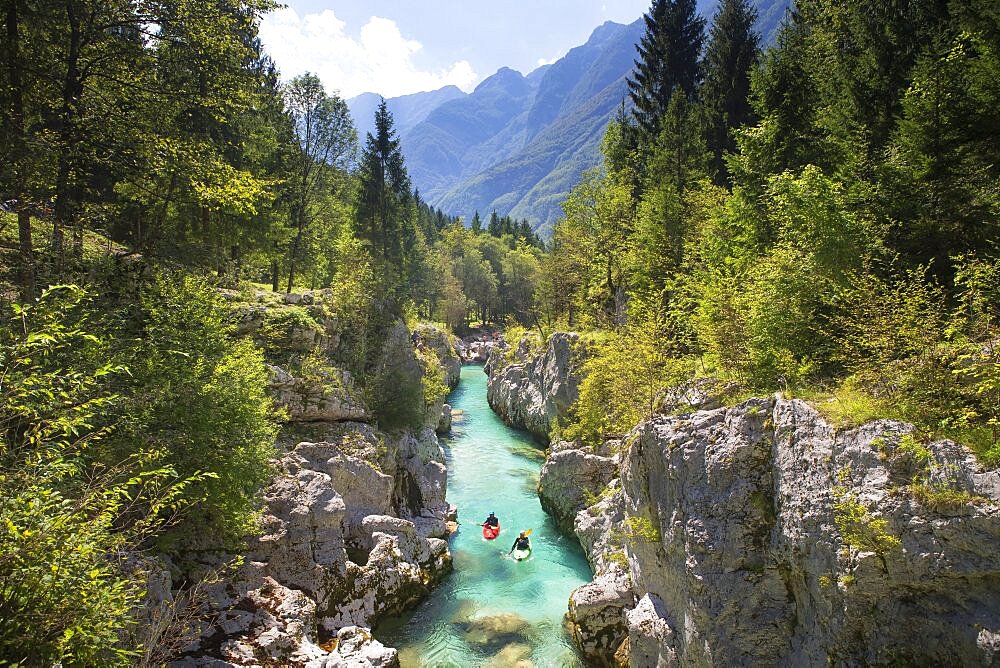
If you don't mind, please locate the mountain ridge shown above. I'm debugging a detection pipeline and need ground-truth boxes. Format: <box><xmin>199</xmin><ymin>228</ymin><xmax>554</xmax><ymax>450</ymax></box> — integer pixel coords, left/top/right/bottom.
<box><xmin>347</xmin><ymin>0</ymin><xmax>789</xmax><ymax>232</ymax></box>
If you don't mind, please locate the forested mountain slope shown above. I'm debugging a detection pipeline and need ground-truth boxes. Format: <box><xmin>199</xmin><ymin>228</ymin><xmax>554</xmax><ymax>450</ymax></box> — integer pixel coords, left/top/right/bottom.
<box><xmin>348</xmin><ymin>0</ymin><xmax>789</xmax><ymax>231</ymax></box>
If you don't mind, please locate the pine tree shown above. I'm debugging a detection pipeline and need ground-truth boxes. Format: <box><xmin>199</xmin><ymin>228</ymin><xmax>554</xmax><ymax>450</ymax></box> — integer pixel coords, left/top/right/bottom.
<box><xmin>471</xmin><ymin>210</ymin><xmax>482</xmax><ymax>234</ymax></box>
<box><xmin>488</xmin><ymin>210</ymin><xmax>502</xmax><ymax>237</ymax></box>
<box><xmin>356</xmin><ymin>98</ymin><xmax>412</xmax><ymax>268</ymax></box>
<box><xmin>702</xmin><ymin>0</ymin><xmax>759</xmax><ymax>186</ymax></box>
<box><xmin>627</xmin><ymin>0</ymin><xmax>706</xmax><ymax>141</ymax></box>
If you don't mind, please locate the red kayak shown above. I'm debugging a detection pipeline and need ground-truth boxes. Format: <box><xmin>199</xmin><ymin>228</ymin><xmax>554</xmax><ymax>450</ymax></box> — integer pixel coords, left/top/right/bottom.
<box><xmin>482</xmin><ymin>523</ymin><xmax>500</xmax><ymax>540</ymax></box>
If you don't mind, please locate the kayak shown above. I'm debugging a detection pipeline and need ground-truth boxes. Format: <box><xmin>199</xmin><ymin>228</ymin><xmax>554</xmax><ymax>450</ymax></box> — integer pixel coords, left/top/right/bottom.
<box><xmin>483</xmin><ymin>523</ymin><xmax>500</xmax><ymax>540</ymax></box>
<box><xmin>511</xmin><ymin>547</ymin><xmax>531</xmax><ymax>561</ymax></box>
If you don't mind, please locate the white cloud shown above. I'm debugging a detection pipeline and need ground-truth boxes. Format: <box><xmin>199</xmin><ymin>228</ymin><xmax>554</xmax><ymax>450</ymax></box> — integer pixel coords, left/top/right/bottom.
<box><xmin>259</xmin><ymin>8</ymin><xmax>478</xmax><ymax>99</ymax></box>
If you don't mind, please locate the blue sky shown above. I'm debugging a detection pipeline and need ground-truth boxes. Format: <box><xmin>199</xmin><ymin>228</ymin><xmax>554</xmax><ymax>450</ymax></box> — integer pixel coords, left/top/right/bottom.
<box><xmin>259</xmin><ymin>1</ymin><xmax>651</xmax><ymax>99</ymax></box>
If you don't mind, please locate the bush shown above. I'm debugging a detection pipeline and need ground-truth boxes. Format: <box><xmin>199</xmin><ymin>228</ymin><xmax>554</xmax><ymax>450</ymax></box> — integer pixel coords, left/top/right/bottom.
<box><xmin>0</xmin><ymin>286</ymin><xmax>204</xmax><ymax>666</ymax></box>
<box><xmin>105</xmin><ymin>273</ymin><xmax>279</xmax><ymax>549</ymax></box>
<box><xmin>565</xmin><ymin>309</ymin><xmax>691</xmax><ymax>446</ymax></box>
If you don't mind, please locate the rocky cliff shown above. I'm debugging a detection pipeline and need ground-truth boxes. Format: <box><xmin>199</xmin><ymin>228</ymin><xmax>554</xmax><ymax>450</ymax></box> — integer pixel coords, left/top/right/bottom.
<box><xmin>493</xmin><ymin>332</ymin><xmax>1000</xmax><ymax>666</ymax></box>
<box><xmin>485</xmin><ymin>332</ymin><xmax>585</xmax><ymax>444</ymax></box>
<box><xmin>554</xmin><ymin>399</ymin><xmax>1000</xmax><ymax>666</ymax></box>
<box><xmin>160</xmin><ymin>292</ymin><xmax>460</xmax><ymax>667</ymax></box>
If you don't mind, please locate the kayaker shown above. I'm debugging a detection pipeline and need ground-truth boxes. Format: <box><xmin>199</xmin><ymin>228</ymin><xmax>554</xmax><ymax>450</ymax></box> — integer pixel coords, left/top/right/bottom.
<box><xmin>482</xmin><ymin>512</ymin><xmax>499</xmax><ymax>528</ymax></box>
<box><xmin>509</xmin><ymin>531</ymin><xmax>530</xmax><ymax>554</ymax></box>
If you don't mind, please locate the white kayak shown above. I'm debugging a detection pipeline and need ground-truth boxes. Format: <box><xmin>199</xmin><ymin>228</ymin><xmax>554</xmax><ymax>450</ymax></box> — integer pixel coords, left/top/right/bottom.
<box><xmin>512</xmin><ymin>547</ymin><xmax>531</xmax><ymax>561</ymax></box>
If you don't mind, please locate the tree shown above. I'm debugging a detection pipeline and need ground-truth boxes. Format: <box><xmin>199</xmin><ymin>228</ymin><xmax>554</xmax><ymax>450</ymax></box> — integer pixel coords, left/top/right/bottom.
<box><xmin>283</xmin><ymin>73</ymin><xmax>356</xmax><ymax>292</ymax></box>
<box><xmin>885</xmin><ymin>33</ymin><xmax>1000</xmax><ymax>271</ymax></box>
<box><xmin>488</xmin><ymin>209</ymin><xmax>502</xmax><ymax>236</ymax></box>
<box><xmin>702</xmin><ymin>0</ymin><xmax>760</xmax><ymax>185</ymax></box>
<box><xmin>627</xmin><ymin>0</ymin><xmax>706</xmax><ymax>142</ymax></box>
<box><xmin>356</xmin><ymin>98</ymin><xmax>413</xmax><ymax>297</ymax></box>
<box><xmin>470</xmin><ymin>210</ymin><xmax>482</xmax><ymax>234</ymax></box>
<box><xmin>632</xmin><ymin>91</ymin><xmax>709</xmax><ymax>300</ymax></box>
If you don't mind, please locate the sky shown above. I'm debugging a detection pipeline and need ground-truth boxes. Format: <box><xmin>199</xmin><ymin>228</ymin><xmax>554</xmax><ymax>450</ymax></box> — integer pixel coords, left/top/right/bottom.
<box><xmin>259</xmin><ymin>1</ymin><xmax>652</xmax><ymax>100</ymax></box>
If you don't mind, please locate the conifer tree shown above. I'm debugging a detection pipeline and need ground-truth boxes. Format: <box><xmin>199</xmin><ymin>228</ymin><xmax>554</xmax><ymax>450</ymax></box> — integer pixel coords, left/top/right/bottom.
<box><xmin>488</xmin><ymin>210</ymin><xmax>502</xmax><ymax>237</ymax></box>
<box><xmin>627</xmin><ymin>0</ymin><xmax>706</xmax><ymax>141</ymax></box>
<box><xmin>702</xmin><ymin>0</ymin><xmax>759</xmax><ymax>186</ymax></box>
<box><xmin>471</xmin><ymin>210</ymin><xmax>482</xmax><ymax>234</ymax></box>
<box><xmin>356</xmin><ymin>98</ymin><xmax>412</xmax><ymax>269</ymax></box>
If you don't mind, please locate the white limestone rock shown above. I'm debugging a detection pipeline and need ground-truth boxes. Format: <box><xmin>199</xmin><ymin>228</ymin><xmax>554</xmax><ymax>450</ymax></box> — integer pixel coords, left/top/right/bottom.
<box><xmin>267</xmin><ymin>365</ymin><xmax>369</xmax><ymax>423</ymax></box>
<box><xmin>547</xmin><ymin>396</ymin><xmax>1000</xmax><ymax>665</ymax></box>
<box><xmin>485</xmin><ymin>332</ymin><xmax>584</xmax><ymax>443</ymax></box>
<box><xmin>538</xmin><ymin>444</ymin><xmax>618</xmax><ymax>532</ymax></box>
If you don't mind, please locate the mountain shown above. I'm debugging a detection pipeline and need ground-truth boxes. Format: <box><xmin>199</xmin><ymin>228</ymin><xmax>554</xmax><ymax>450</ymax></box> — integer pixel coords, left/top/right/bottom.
<box><xmin>347</xmin><ymin>85</ymin><xmax>467</xmax><ymax>142</ymax></box>
<box><xmin>430</xmin><ymin>19</ymin><xmax>645</xmax><ymax>232</ymax></box>
<box><xmin>351</xmin><ymin>0</ymin><xmax>790</xmax><ymax>233</ymax></box>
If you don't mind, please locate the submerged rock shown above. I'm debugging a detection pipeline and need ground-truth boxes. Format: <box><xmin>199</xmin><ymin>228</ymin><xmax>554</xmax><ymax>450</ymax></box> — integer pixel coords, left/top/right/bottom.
<box><xmin>460</xmin><ymin>612</ymin><xmax>533</xmax><ymax>651</ymax></box>
<box><xmin>484</xmin><ymin>642</ymin><xmax>534</xmax><ymax>667</ymax></box>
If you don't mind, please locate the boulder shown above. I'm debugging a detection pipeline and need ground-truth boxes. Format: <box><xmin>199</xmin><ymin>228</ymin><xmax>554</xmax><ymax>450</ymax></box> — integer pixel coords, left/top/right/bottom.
<box><xmin>413</xmin><ymin>323</ymin><xmax>462</xmax><ymax>390</ymax></box>
<box><xmin>437</xmin><ymin>403</ymin><xmax>452</xmax><ymax>434</ymax></box>
<box><xmin>613</xmin><ymin>398</ymin><xmax>1000</xmax><ymax>665</ymax></box>
<box><xmin>268</xmin><ymin>364</ymin><xmax>369</xmax><ymax>423</ymax></box>
<box><xmin>169</xmin><ymin>422</ymin><xmax>452</xmax><ymax>666</ymax></box>
<box><xmin>485</xmin><ymin>332</ymin><xmax>584</xmax><ymax>444</ymax></box>
<box><xmin>317</xmin><ymin>626</ymin><xmax>399</xmax><ymax>667</ymax></box>
<box><xmin>538</xmin><ymin>444</ymin><xmax>617</xmax><ymax>532</ymax></box>
<box><xmin>567</xmin><ymin>571</ymin><xmax>633</xmax><ymax>664</ymax></box>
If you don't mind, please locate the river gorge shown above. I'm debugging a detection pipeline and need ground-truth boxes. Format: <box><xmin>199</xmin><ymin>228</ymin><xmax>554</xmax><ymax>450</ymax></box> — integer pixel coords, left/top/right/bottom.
<box><xmin>377</xmin><ymin>364</ymin><xmax>592</xmax><ymax>666</ymax></box>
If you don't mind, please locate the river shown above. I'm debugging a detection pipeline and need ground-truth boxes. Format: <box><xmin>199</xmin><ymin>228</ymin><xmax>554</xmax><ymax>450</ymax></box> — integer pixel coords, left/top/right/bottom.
<box><xmin>375</xmin><ymin>364</ymin><xmax>592</xmax><ymax>666</ymax></box>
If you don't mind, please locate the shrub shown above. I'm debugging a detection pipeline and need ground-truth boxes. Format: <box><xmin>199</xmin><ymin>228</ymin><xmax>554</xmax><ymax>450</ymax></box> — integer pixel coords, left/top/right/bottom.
<box><xmin>106</xmin><ymin>273</ymin><xmax>279</xmax><ymax>549</ymax></box>
<box><xmin>0</xmin><ymin>286</ymin><xmax>204</xmax><ymax>666</ymax></box>
<box><xmin>565</xmin><ymin>309</ymin><xmax>691</xmax><ymax>446</ymax></box>
<box><xmin>833</xmin><ymin>491</ymin><xmax>901</xmax><ymax>571</ymax></box>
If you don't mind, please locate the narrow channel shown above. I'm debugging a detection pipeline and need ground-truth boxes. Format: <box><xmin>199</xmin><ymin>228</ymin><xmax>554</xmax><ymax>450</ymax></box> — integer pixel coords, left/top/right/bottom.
<box><xmin>376</xmin><ymin>365</ymin><xmax>592</xmax><ymax>666</ymax></box>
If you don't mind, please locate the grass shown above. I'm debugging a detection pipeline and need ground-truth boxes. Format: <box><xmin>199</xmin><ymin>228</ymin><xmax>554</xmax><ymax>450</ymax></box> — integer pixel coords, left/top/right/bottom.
<box><xmin>908</xmin><ymin>484</ymin><xmax>989</xmax><ymax>513</ymax></box>
<box><xmin>796</xmin><ymin>379</ymin><xmax>899</xmax><ymax>429</ymax></box>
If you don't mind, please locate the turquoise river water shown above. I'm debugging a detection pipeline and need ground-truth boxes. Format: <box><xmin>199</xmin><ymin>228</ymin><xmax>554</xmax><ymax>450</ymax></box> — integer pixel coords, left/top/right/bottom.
<box><xmin>375</xmin><ymin>365</ymin><xmax>592</xmax><ymax>666</ymax></box>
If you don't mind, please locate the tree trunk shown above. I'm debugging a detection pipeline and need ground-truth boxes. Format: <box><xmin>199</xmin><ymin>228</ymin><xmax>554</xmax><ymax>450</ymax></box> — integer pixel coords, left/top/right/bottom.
<box><xmin>17</xmin><ymin>211</ymin><xmax>34</xmax><ymax>298</ymax></box>
<box><xmin>5</xmin><ymin>0</ymin><xmax>34</xmax><ymax>298</ymax></box>
<box><xmin>52</xmin><ymin>0</ymin><xmax>85</xmax><ymax>269</ymax></box>
<box><xmin>287</xmin><ymin>209</ymin><xmax>304</xmax><ymax>294</ymax></box>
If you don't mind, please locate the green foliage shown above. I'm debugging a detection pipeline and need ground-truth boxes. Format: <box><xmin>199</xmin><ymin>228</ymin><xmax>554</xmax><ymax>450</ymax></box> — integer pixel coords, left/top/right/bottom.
<box><xmin>256</xmin><ymin>305</ymin><xmax>325</xmax><ymax>356</ymax></box>
<box><xmin>0</xmin><ymin>286</ymin><xmax>208</xmax><ymax>666</ymax></box>
<box><xmin>627</xmin><ymin>0</ymin><xmax>706</xmax><ymax>141</ymax></box>
<box><xmin>702</xmin><ymin>0</ymin><xmax>760</xmax><ymax>184</ymax></box>
<box><xmin>416</xmin><ymin>345</ymin><xmax>449</xmax><ymax>413</ymax></box>
<box><xmin>833</xmin><ymin>490</ymin><xmax>902</xmax><ymax>569</ymax></box>
<box><xmin>366</xmin><ymin>325</ymin><xmax>429</xmax><ymax>432</ymax></box>
<box><xmin>107</xmin><ymin>274</ymin><xmax>279</xmax><ymax>549</ymax></box>
<box><xmin>623</xmin><ymin>515</ymin><xmax>662</xmax><ymax>543</ymax></box>
<box><xmin>908</xmin><ymin>484</ymin><xmax>987</xmax><ymax>513</ymax></box>
<box><xmin>565</xmin><ymin>307</ymin><xmax>692</xmax><ymax>445</ymax></box>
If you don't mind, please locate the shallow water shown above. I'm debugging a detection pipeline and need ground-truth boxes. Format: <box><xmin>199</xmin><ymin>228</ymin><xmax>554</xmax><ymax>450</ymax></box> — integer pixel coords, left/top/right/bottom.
<box><xmin>375</xmin><ymin>365</ymin><xmax>592</xmax><ymax>667</ymax></box>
